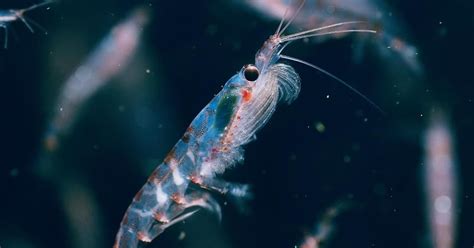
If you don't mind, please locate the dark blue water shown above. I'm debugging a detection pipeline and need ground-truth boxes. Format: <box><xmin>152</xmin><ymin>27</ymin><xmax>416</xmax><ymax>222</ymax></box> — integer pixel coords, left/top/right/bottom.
<box><xmin>0</xmin><ymin>0</ymin><xmax>473</xmax><ymax>247</ymax></box>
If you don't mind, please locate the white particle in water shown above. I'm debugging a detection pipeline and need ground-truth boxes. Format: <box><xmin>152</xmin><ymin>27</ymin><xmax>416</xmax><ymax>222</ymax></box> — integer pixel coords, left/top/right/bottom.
<box><xmin>178</xmin><ymin>231</ymin><xmax>186</xmax><ymax>240</ymax></box>
<box><xmin>315</xmin><ymin>122</ymin><xmax>326</xmax><ymax>133</ymax></box>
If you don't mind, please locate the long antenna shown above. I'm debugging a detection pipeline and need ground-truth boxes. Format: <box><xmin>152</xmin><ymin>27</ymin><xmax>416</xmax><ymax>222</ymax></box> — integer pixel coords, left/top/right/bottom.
<box><xmin>282</xmin><ymin>21</ymin><xmax>365</xmax><ymax>40</ymax></box>
<box><xmin>275</xmin><ymin>1</ymin><xmax>291</xmax><ymax>35</ymax></box>
<box><xmin>279</xmin><ymin>0</ymin><xmax>306</xmax><ymax>36</ymax></box>
<box><xmin>22</xmin><ymin>0</ymin><xmax>55</xmax><ymax>13</ymax></box>
<box><xmin>282</xmin><ymin>29</ymin><xmax>376</xmax><ymax>42</ymax></box>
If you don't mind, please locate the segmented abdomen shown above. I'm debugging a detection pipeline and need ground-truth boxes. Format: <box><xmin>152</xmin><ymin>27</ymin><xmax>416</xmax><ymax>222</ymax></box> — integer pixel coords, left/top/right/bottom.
<box><xmin>114</xmin><ymin>90</ymin><xmax>243</xmax><ymax>247</ymax></box>
<box><xmin>114</xmin><ymin>135</ymin><xmax>197</xmax><ymax>247</ymax></box>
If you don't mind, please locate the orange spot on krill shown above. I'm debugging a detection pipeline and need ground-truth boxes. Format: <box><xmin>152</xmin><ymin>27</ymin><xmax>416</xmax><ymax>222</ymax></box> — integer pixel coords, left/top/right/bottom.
<box><xmin>153</xmin><ymin>212</ymin><xmax>169</xmax><ymax>223</ymax></box>
<box><xmin>171</xmin><ymin>193</ymin><xmax>186</xmax><ymax>204</ymax></box>
<box><xmin>164</xmin><ymin>147</ymin><xmax>176</xmax><ymax>164</ymax></box>
<box><xmin>189</xmin><ymin>174</ymin><xmax>203</xmax><ymax>184</ymax></box>
<box><xmin>241</xmin><ymin>89</ymin><xmax>252</xmax><ymax>102</ymax></box>
<box><xmin>137</xmin><ymin>231</ymin><xmax>152</xmax><ymax>242</ymax></box>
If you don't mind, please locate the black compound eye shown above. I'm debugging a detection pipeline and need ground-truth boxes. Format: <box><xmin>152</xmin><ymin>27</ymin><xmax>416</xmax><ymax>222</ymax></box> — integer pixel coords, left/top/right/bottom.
<box><xmin>243</xmin><ymin>64</ymin><xmax>259</xmax><ymax>81</ymax></box>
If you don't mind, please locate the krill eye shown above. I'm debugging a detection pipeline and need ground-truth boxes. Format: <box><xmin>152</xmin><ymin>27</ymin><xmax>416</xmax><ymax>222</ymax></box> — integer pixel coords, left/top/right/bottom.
<box><xmin>243</xmin><ymin>65</ymin><xmax>259</xmax><ymax>81</ymax></box>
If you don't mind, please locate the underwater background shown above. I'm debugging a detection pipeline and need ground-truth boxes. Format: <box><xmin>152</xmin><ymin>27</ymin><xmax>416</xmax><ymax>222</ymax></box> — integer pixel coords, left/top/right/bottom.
<box><xmin>1</xmin><ymin>0</ymin><xmax>473</xmax><ymax>247</ymax></box>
